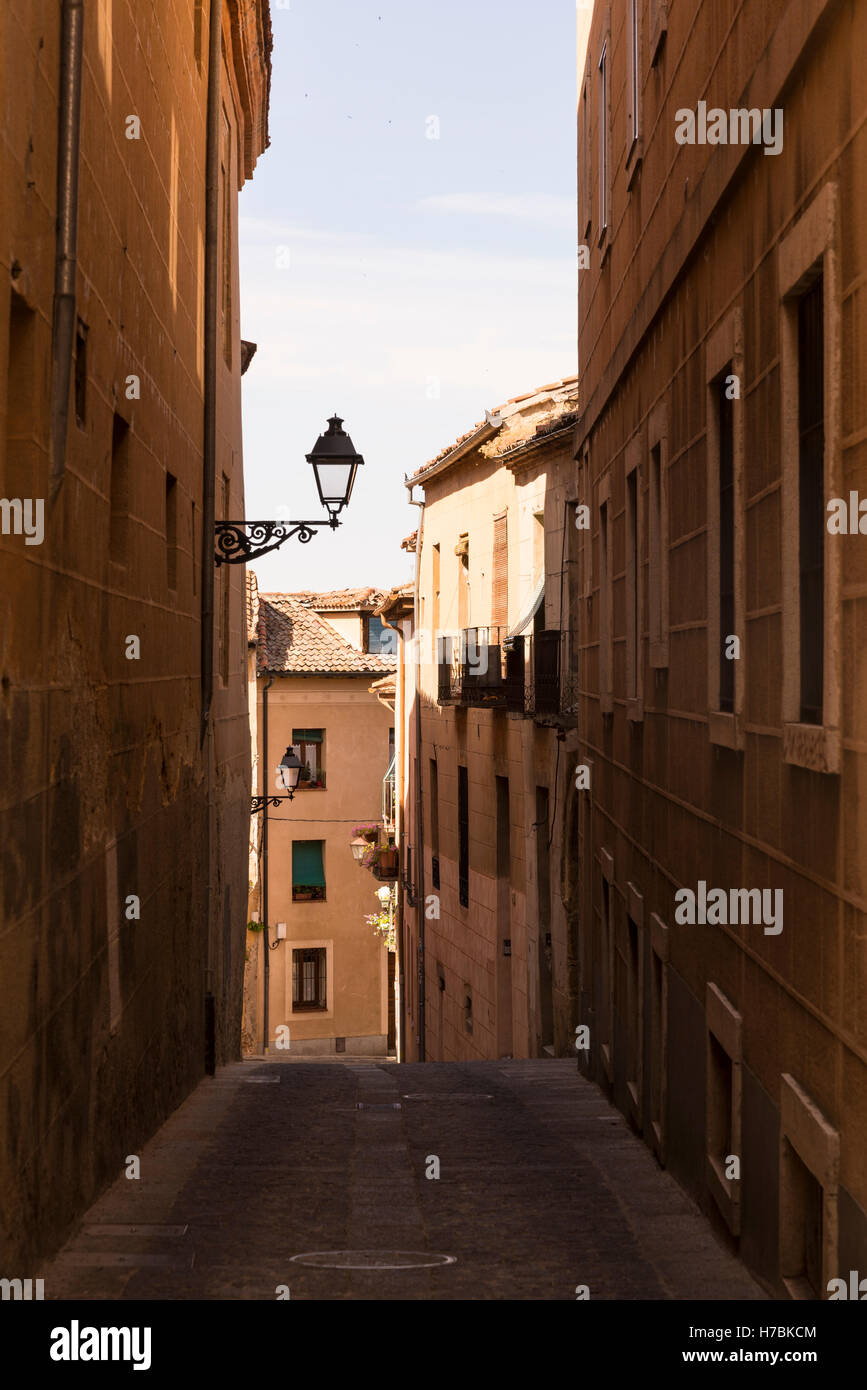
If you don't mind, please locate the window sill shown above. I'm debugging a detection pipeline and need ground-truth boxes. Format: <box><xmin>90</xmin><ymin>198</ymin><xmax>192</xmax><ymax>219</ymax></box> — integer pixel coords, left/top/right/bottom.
<box><xmin>708</xmin><ymin>710</ymin><xmax>743</xmax><ymax>751</ymax></box>
<box><xmin>783</xmin><ymin>722</ymin><xmax>840</xmax><ymax>775</ymax></box>
<box><xmin>706</xmin><ymin>1154</ymin><xmax>741</xmax><ymax>1235</ymax></box>
<box><xmin>626</xmin><ymin>140</ymin><xmax>643</xmax><ymax>191</ymax></box>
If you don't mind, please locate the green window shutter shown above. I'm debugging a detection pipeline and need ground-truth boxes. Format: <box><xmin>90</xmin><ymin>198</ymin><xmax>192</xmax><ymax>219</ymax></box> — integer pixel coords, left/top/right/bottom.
<box><xmin>292</xmin><ymin>728</ymin><xmax>323</xmax><ymax>743</ymax></box>
<box><xmin>292</xmin><ymin>840</ymin><xmax>325</xmax><ymax>887</ymax></box>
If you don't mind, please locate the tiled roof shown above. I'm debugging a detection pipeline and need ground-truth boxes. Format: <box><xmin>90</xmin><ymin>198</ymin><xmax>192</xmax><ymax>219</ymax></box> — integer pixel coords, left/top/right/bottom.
<box><xmin>373</xmin><ymin>582</ymin><xmax>414</xmax><ymax>618</ymax></box>
<box><xmin>409</xmin><ymin>372</ymin><xmax>580</xmax><ymax>481</ymax></box>
<box><xmin>256</xmin><ymin>593</ymin><xmax>397</xmax><ymax>676</ymax></box>
<box><xmin>292</xmin><ymin>586</ymin><xmax>385</xmax><ymax>612</ymax></box>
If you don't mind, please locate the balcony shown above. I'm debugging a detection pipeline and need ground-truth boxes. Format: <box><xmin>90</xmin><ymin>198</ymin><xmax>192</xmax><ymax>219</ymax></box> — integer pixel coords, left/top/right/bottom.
<box><xmin>437</xmin><ymin>628</ymin><xmax>579</xmax><ymax>721</ymax></box>
<box><xmin>525</xmin><ymin>630</ymin><xmax>579</xmax><ymax>720</ymax></box>
<box><xmin>437</xmin><ymin>628</ymin><xmax>524</xmax><ymax>711</ymax></box>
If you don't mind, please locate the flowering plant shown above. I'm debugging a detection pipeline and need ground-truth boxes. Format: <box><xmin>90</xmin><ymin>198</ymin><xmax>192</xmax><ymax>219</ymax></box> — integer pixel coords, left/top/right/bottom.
<box><xmin>365</xmin><ymin>909</ymin><xmax>395</xmax><ymax>952</ymax></box>
<box><xmin>352</xmin><ymin>823</ymin><xmax>381</xmax><ymax>841</ymax></box>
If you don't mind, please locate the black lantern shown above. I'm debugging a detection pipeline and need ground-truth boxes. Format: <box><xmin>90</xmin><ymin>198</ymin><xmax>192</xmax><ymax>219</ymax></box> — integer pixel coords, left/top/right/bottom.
<box><xmin>277</xmin><ymin>746</ymin><xmax>304</xmax><ymax>796</ymax></box>
<box><xmin>307</xmin><ymin>415</ymin><xmax>364</xmax><ymax>519</ymax></box>
<box><xmin>251</xmin><ymin>746</ymin><xmax>304</xmax><ymax>813</ymax></box>
<box><xmin>215</xmin><ymin>414</ymin><xmax>364</xmax><ymax>565</ymax></box>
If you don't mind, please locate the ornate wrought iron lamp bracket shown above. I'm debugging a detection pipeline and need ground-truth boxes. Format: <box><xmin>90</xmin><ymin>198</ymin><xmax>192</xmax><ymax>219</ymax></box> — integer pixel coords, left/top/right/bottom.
<box><xmin>215</xmin><ymin>515</ymin><xmax>340</xmax><ymax>566</ymax></box>
<box><xmin>250</xmin><ymin>794</ymin><xmax>294</xmax><ymax>813</ymax></box>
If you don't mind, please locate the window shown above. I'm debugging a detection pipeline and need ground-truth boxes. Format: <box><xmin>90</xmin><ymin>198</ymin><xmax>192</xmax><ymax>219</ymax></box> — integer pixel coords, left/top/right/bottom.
<box><xmin>718</xmin><ymin>376</ymin><xmax>735</xmax><ymax>712</ymax></box>
<box><xmin>779</xmin><ymin>1072</ymin><xmax>839</xmax><ymax>1299</ymax></box>
<box><xmin>649</xmin><ymin>913</ymin><xmax>669</xmax><ymax>1161</ymax></box>
<box><xmin>6</xmin><ymin>290</ymin><xmax>35</xmax><ymax>488</ymax></box>
<box><xmin>194</xmin><ymin>0</ymin><xmax>205</xmax><ymax>72</ymax></box>
<box><xmin>432</xmin><ymin>542</ymin><xmax>441</xmax><ymax>638</ymax></box>
<box><xmin>779</xmin><ymin>182</ymin><xmax>841</xmax><ymax>774</ymax></box>
<box><xmin>625</xmin><ymin>439</ymin><xmax>643</xmax><ymax>715</ymax></box>
<box><xmin>463</xmin><ymin>983</ymin><xmax>473</xmax><ymax>1035</ymax></box>
<box><xmin>492</xmin><ymin>514</ymin><xmax>508</xmax><ymax>626</ymax></box>
<box><xmin>109</xmin><ymin>413</ymin><xmax>130</xmax><ymax>565</ymax></box>
<box><xmin>627</xmin><ymin>0</ymin><xmax>640</xmax><ymax>150</ymax></box>
<box><xmin>598</xmin><ymin>41</ymin><xmax>609</xmax><ymax>240</ymax></box>
<box><xmin>165</xmin><ymin>472</ymin><xmax>178</xmax><ymax>590</ymax></box>
<box><xmin>648</xmin><ymin>402</ymin><xmax>669</xmax><ymax>667</ymax></box>
<box><xmin>367</xmin><ymin>615</ymin><xmax>394</xmax><ymax>654</ymax></box>
<box><xmin>292</xmin><ymin>840</ymin><xmax>326</xmax><ymax>901</ymax></box>
<box><xmin>74</xmin><ymin>319</ymin><xmax>88</xmax><ymax>427</ymax></box>
<box><xmin>797</xmin><ymin>277</ymin><xmax>824</xmax><ymax>724</ymax></box>
<box><xmin>581</xmin><ymin>80</ymin><xmax>592</xmax><ymax>239</ymax></box>
<box><xmin>599</xmin><ymin>851</ymin><xmax>614</xmax><ymax>1081</ymax></box>
<box><xmin>705</xmin><ymin>983</ymin><xmax>742</xmax><ymax>1236</ymax></box>
<box><xmin>220</xmin><ymin>110</ymin><xmax>232</xmax><ymax>367</ymax></box>
<box><xmin>292</xmin><ymin>729</ymin><xmax>325</xmax><ymax>789</ymax></box>
<box><xmin>598</xmin><ymin>481</ymin><xmax>613</xmax><ymax>713</ymax></box>
<box><xmin>535</xmin><ymin>786</ymin><xmax>552</xmax><ymax>1053</ymax></box>
<box><xmin>457</xmin><ymin>533</ymin><xmax>469</xmax><ymax>628</ymax></box>
<box><xmin>430</xmin><ymin>758</ymin><xmax>440</xmax><ymax>889</ymax></box>
<box><xmin>705</xmin><ymin>309</ymin><xmax>745</xmax><ymax>747</ymax></box>
<box><xmin>650</xmin><ymin>0</ymin><xmax>668</xmax><ymax>66</ymax></box>
<box><xmin>458</xmin><ymin>765</ymin><xmax>469</xmax><ymax>907</ymax></box>
<box><xmin>292</xmin><ymin>947</ymin><xmax>326</xmax><ymax>1010</ymax></box>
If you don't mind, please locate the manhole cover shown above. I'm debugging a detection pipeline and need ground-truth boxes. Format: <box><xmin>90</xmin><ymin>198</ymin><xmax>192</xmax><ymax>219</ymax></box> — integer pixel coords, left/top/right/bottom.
<box><xmin>289</xmin><ymin>1251</ymin><xmax>456</xmax><ymax>1270</ymax></box>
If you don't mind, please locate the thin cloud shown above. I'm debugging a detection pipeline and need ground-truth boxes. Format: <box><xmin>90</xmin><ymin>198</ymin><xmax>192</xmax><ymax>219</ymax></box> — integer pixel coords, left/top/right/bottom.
<box><xmin>416</xmin><ymin>192</ymin><xmax>575</xmax><ymax>226</ymax></box>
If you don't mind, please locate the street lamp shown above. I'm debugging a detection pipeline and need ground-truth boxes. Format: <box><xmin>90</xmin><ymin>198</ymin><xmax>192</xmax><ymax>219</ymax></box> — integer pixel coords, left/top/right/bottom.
<box><xmin>251</xmin><ymin>746</ymin><xmax>304</xmax><ymax>813</ymax></box>
<box><xmin>350</xmin><ymin>836</ymin><xmax>369</xmax><ymax>863</ymax></box>
<box><xmin>307</xmin><ymin>415</ymin><xmax>363</xmax><ymax>519</ymax></box>
<box><xmin>215</xmin><ymin>414</ymin><xmax>364</xmax><ymax>565</ymax></box>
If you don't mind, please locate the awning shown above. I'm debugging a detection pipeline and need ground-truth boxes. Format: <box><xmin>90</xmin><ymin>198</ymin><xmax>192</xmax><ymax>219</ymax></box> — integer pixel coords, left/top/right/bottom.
<box><xmin>292</xmin><ymin>840</ymin><xmax>325</xmax><ymax>887</ymax></box>
<box><xmin>508</xmin><ymin>578</ymin><xmax>544</xmax><ymax>638</ymax></box>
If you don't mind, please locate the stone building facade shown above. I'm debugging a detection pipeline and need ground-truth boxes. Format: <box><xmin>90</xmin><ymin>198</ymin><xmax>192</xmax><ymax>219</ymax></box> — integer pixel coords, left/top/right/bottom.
<box><xmin>400</xmin><ymin>379</ymin><xmax>581</xmax><ymax>1063</ymax></box>
<box><xmin>0</xmin><ymin>0</ymin><xmax>271</xmax><ymax>1267</ymax></box>
<box><xmin>245</xmin><ymin>587</ymin><xmax>398</xmax><ymax>1055</ymax></box>
<box><xmin>572</xmin><ymin>0</ymin><xmax>867</xmax><ymax>1296</ymax></box>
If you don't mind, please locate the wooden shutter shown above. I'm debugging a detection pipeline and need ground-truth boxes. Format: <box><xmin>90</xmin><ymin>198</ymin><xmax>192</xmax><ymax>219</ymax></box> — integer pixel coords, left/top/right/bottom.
<box><xmin>492</xmin><ymin>515</ymin><xmax>508</xmax><ymax>626</ymax></box>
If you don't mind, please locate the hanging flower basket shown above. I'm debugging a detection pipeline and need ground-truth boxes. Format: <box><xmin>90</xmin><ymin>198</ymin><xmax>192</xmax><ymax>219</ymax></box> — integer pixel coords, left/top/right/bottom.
<box><xmin>352</xmin><ymin>823</ymin><xmax>381</xmax><ymax>844</ymax></box>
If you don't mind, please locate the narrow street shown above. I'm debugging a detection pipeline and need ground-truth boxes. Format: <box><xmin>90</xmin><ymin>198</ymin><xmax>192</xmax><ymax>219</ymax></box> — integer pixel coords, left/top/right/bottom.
<box><xmin>43</xmin><ymin>1060</ymin><xmax>763</xmax><ymax>1301</ymax></box>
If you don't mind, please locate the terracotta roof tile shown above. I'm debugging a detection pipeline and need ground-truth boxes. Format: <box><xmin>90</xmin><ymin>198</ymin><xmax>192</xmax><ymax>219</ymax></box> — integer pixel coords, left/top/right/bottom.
<box><xmin>256</xmin><ymin>593</ymin><xmax>397</xmax><ymax>676</ymax></box>
<box><xmin>291</xmin><ymin>586</ymin><xmax>385</xmax><ymax>612</ymax></box>
<box><xmin>410</xmin><ymin>372</ymin><xmax>580</xmax><ymax>481</ymax></box>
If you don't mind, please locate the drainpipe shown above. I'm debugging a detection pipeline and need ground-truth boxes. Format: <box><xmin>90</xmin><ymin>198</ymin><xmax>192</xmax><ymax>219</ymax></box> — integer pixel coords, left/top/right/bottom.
<box><xmin>379</xmin><ymin>611</ymin><xmax>405</xmax><ymax>1063</ymax></box>
<box><xmin>200</xmin><ymin>0</ymin><xmax>222</xmax><ymax>1074</ymax></box>
<box><xmin>261</xmin><ymin>674</ymin><xmax>274</xmax><ymax>1053</ymax></box>
<box><xmin>406</xmin><ymin>490</ymin><xmax>426</xmax><ymax>1061</ymax></box>
<box><xmin>49</xmin><ymin>0</ymin><xmax>84</xmax><ymax>494</ymax></box>
<box><xmin>200</xmin><ymin>0</ymin><xmax>221</xmax><ymax>737</ymax></box>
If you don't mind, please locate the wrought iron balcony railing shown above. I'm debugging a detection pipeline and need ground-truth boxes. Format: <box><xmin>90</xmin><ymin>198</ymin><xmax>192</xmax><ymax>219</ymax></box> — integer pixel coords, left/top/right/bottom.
<box><xmin>382</xmin><ymin>754</ymin><xmax>396</xmax><ymax>829</ymax></box>
<box><xmin>436</xmin><ymin>628</ymin><xmax>524</xmax><ymax>710</ymax></box>
<box><xmin>436</xmin><ymin>627</ymin><xmax>579</xmax><ymax>719</ymax></box>
<box><xmin>524</xmin><ymin>630</ymin><xmax>580</xmax><ymax>719</ymax></box>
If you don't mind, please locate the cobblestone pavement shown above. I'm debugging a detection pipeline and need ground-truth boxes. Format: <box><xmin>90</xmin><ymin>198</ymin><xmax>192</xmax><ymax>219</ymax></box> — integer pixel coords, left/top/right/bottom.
<box><xmin>42</xmin><ymin>1058</ymin><xmax>765</xmax><ymax>1300</ymax></box>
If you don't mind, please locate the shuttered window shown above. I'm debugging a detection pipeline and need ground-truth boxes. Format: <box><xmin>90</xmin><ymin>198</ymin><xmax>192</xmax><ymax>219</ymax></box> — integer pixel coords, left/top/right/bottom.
<box><xmin>797</xmin><ymin>275</ymin><xmax>824</xmax><ymax>725</ymax></box>
<box><xmin>292</xmin><ymin>840</ymin><xmax>326</xmax><ymax>900</ymax></box>
<box><xmin>492</xmin><ymin>514</ymin><xmax>508</xmax><ymax>625</ymax></box>
<box><xmin>458</xmin><ymin>765</ymin><xmax>469</xmax><ymax>908</ymax></box>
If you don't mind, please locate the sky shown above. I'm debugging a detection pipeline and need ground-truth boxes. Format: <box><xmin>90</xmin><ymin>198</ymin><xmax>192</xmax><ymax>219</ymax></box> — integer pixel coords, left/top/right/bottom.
<box><xmin>239</xmin><ymin>0</ymin><xmax>577</xmax><ymax>594</ymax></box>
